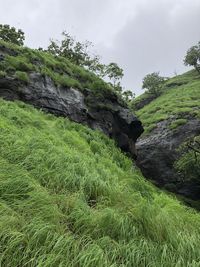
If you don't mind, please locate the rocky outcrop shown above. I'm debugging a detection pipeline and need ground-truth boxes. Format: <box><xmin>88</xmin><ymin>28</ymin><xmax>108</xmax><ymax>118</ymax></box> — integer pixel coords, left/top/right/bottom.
<box><xmin>136</xmin><ymin>117</ymin><xmax>200</xmax><ymax>200</ymax></box>
<box><xmin>0</xmin><ymin>72</ymin><xmax>143</xmax><ymax>158</ymax></box>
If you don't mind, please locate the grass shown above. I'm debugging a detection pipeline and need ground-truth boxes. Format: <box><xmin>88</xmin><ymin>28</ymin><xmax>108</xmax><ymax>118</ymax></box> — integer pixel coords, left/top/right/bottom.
<box><xmin>169</xmin><ymin>118</ymin><xmax>188</xmax><ymax>130</ymax></box>
<box><xmin>0</xmin><ymin>99</ymin><xmax>200</xmax><ymax>266</ymax></box>
<box><xmin>135</xmin><ymin>70</ymin><xmax>200</xmax><ymax>134</ymax></box>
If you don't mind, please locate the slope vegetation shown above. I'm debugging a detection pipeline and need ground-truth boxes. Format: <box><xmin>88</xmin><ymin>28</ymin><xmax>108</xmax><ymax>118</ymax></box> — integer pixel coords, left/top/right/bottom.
<box><xmin>0</xmin><ymin>99</ymin><xmax>200</xmax><ymax>267</ymax></box>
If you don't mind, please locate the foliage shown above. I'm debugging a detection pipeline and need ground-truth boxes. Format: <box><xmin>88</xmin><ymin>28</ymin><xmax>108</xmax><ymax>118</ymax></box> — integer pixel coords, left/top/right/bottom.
<box><xmin>184</xmin><ymin>41</ymin><xmax>200</xmax><ymax>74</ymax></box>
<box><xmin>142</xmin><ymin>72</ymin><xmax>166</xmax><ymax>96</ymax></box>
<box><xmin>0</xmin><ymin>99</ymin><xmax>200</xmax><ymax>266</ymax></box>
<box><xmin>175</xmin><ymin>136</ymin><xmax>200</xmax><ymax>183</ymax></box>
<box><xmin>0</xmin><ymin>24</ymin><xmax>25</xmax><ymax>46</ymax></box>
<box><xmin>105</xmin><ymin>62</ymin><xmax>123</xmax><ymax>86</ymax></box>
<box><xmin>47</xmin><ymin>32</ymin><xmax>127</xmax><ymax>95</ymax></box>
<box><xmin>122</xmin><ymin>90</ymin><xmax>135</xmax><ymax>103</ymax></box>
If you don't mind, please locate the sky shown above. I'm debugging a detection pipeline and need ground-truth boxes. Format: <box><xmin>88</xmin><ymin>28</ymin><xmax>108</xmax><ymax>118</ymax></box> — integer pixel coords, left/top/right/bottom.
<box><xmin>0</xmin><ymin>0</ymin><xmax>200</xmax><ymax>95</ymax></box>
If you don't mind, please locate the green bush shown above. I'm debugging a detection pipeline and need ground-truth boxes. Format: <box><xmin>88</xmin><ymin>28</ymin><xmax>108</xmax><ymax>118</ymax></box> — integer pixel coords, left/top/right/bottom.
<box><xmin>175</xmin><ymin>136</ymin><xmax>200</xmax><ymax>183</ymax></box>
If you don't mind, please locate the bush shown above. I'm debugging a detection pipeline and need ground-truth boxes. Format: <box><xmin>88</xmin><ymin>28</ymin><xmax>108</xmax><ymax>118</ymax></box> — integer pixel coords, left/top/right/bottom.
<box><xmin>0</xmin><ymin>24</ymin><xmax>25</xmax><ymax>46</ymax></box>
<box><xmin>142</xmin><ymin>72</ymin><xmax>166</xmax><ymax>96</ymax></box>
<box><xmin>184</xmin><ymin>41</ymin><xmax>200</xmax><ymax>74</ymax></box>
<box><xmin>175</xmin><ymin>136</ymin><xmax>200</xmax><ymax>183</ymax></box>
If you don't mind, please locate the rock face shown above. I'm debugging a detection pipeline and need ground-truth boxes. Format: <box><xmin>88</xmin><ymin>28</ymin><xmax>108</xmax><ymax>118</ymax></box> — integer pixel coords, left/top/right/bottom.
<box><xmin>136</xmin><ymin>117</ymin><xmax>200</xmax><ymax>200</ymax></box>
<box><xmin>0</xmin><ymin>72</ymin><xmax>143</xmax><ymax>158</ymax></box>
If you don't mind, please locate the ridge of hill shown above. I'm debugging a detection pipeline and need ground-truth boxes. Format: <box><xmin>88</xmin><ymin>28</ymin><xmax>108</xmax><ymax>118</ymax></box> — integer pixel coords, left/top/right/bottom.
<box><xmin>0</xmin><ymin>99</ymin><xmax>200</xmax><ymax>266</ymax></box>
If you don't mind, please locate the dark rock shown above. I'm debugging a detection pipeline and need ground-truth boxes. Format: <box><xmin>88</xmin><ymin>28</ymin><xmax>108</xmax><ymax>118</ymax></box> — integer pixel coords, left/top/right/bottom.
<box><xmin>134</xmin><ymin>94</ymin><xmax>156</xmax><ymax>110</ymax></box>
<box><xmin>0</xmin><ymin>72</ymin><xmax>143</xmax><ymax>158</ymax></box>
<box><xmin>136</xmin><ymin>118</ymin><xmax>200</xmax><ymax>200</ymax></box>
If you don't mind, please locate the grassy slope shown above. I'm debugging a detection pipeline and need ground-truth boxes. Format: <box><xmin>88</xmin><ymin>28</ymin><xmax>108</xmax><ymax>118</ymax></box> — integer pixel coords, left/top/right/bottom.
<box><xmin>0</xmin><ymin>99</ymin><xmax>200</xmax><ymax>266</ymax></box>
<box><xmin>136</xmin><ymin>70</ymin><xmax>200</xmax><ymax>134</ymax></box>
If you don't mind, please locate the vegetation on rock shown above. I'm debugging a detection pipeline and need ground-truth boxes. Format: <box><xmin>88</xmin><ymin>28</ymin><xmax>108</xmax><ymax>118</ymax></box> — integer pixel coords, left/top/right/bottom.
<box><xmin>0</xmin><ymin>99</ymin><xmax>200</xmax><ymax>266</ymax></box>
<box><xmin>175</xmin><ymin>136</ymin><xmax>200</xmax><ymax>185</ymax></box>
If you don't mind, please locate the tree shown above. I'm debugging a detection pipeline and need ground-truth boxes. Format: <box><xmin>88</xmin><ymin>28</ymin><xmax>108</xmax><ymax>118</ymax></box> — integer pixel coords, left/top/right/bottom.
<box><xmin>0</xmin><ymin>24</ymin><xmax>25</xmax><ymax>46</ymax></box>
<box><xmin>48</xmin><ymin>31</ymin><xmax>104</xmax><ymax>73</ymax></box>
<box><xmin>142</xmin><ymin>72</ymin><xmax>165</xmax><ymax>96</ymax></box>
<box><xmin>48</xmin><ymin>32</ymin><xmax>125</xmax><ymax>92</ymax></box>
<box><xmin>122</xmin><ymin>90</ymin><xmax>135</xmax><ymax>103</ymax></box>
<box><xmin>184</xmin><ymin>42</ymin><xmax>200</xmax><ymax>74</ymax></box>
<box><xmin>105</xmin><ymin>62</ymin><xmax>124</xmax><ymax>87</ymax></box>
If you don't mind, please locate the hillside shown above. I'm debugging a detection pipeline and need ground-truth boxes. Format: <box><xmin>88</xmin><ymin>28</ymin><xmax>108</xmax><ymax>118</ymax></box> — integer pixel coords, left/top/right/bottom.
<box><xmin>135</xmin><ymin>70</ymin><xmax>200</xmax><ymax>206</ymax></box>
<box><xmin>1</xmin><ymin>99</ymin><xmax>200</xmax><ymax>266</ymax></box>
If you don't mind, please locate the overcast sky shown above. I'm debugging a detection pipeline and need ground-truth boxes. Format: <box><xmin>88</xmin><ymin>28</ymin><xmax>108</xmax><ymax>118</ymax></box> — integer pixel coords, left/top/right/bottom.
<box><xmin>0</xmin><ymin>0</ymin><xmax>200</xmax><ymax>95</ymax></box>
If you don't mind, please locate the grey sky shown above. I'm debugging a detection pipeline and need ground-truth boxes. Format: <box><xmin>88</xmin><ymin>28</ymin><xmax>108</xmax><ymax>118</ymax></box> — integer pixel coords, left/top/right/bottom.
<box><xmin>0</xmin><ymin>0</ymin><xmax>200</xmax><ymax>95</ymax></box>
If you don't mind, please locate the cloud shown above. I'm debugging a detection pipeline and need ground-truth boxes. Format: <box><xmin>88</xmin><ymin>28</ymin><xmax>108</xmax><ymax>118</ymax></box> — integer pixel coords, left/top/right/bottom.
<box><xmin>0</xmin><ymin>0</ymin><xmax>199</xmax><ymax>95</ymax></box>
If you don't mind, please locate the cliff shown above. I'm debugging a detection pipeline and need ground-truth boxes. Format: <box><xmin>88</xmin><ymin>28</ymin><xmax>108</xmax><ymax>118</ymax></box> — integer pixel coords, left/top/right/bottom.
<box><xmin>0</xmin><ymin>41</ymin><xmax>143</xmax><ymax>158</ymax></box>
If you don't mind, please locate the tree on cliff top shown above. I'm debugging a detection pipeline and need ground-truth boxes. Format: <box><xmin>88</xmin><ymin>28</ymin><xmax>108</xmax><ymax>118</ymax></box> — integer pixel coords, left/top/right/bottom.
<box><xmin>184</xmin><ymin>42</ymin><xmax>200</xmax><ymax>74</ymax></box>
<box><xmin>0</xmin><ymin>24</ymin><xmax>25</xmax><ymax>46</ymax></box>
<box><xmin>142</xmin><ymin>72</ymin><xmax>165</xmax><ymax>96</ymax></box>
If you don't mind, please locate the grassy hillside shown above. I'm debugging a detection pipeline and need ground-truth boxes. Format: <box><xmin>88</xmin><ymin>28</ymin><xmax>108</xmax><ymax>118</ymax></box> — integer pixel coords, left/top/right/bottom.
<box><xmin>0</xmin><ymin>99</ymin><xmax>200</xmax><ymax>266</ymax></box>
<box><xmin>136</xmin><ymin>70</ymin><xmax>200</xmax><ymax>134</ymax></box>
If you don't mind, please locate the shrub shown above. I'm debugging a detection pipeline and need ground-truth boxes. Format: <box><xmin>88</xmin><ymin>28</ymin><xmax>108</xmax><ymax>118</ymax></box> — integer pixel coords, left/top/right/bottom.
<box><xmin>0</xmin><ymin>24</ymin><xmax>25</xmax><ymax>46</ymax></box>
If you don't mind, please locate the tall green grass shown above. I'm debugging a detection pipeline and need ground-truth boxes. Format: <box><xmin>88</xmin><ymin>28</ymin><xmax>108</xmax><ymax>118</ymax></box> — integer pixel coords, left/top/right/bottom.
<box><xmin>0</xmin><ymin>99</ymin><xmax>200</xmax><ymax>266</ymax></box>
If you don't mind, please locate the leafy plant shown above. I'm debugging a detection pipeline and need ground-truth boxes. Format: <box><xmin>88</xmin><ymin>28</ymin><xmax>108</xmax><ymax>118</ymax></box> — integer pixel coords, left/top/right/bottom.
<box><xmin>175</xmin><ymin>136</ymin><xmax>200</xmax><ymax>183</ymax></box>
<box><xmin>184</xmin><ymin>41</ymin><xmax>200</xmax><ymax>74</ymax></box>
<box><xmin>142</xmin><ymin>72</ymin><xmax>166</xmax><ymax>96</ymax></box>
<box><xmin>0</xmin><ymin>24</ymin><xmax>25</xmax><ymax>46</ymax></box>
